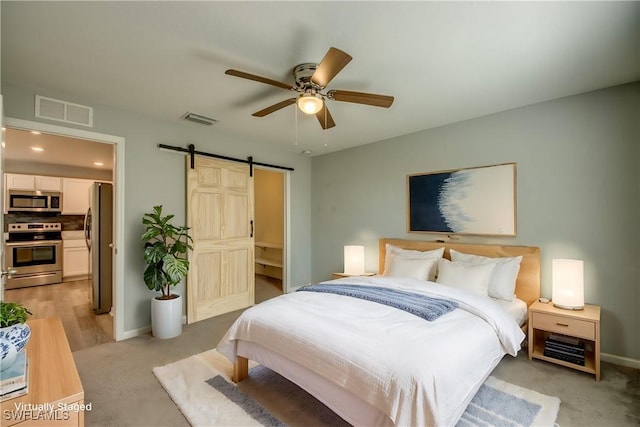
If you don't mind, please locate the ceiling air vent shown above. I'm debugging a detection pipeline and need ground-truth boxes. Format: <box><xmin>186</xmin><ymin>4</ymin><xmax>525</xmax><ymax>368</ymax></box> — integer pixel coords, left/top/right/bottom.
<box><xmin>183</xmin><ymin>112</ymin><xmax>217</xmax><ymax>125</ymax></box>
<box><xmin>35</xmin><ymin>95</ymin><xmax>93</xmax><ymax>127</ymax></box>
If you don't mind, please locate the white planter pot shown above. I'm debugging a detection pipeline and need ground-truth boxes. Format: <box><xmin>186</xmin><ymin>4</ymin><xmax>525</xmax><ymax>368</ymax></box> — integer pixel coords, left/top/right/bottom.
<box><xmin>151</xmin><ymin>294</ymin><xmax>182</xmax><ymax>339</ymax></box>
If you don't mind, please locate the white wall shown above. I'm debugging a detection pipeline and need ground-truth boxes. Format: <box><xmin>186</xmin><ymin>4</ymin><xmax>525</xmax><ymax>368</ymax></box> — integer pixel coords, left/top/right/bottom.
<box><xmin>2</xmin><ymin>82</ymin><xmax>313</xmax><ymax>334</ymax></box>
<box><xmin>311</xmin><ymin>82</ymin><xmax>640</xmax><ymax>360</ymax></box>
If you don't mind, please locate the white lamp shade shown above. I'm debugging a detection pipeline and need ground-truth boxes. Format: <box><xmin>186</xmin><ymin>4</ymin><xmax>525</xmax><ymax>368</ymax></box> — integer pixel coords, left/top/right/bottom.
<box><xmin>297</xmin><ymin>94</ymin><xmax>323</xmax><ymax>114</ymax></box>
<box><xmin>552</xmin><ymin>259</ymin><xmax>584</xmax><ymax>310</ymax></box>
<box><xmin>344</xmin><ymin>245</ymin><xmax>365</xmax><ymax>275</ymax></box>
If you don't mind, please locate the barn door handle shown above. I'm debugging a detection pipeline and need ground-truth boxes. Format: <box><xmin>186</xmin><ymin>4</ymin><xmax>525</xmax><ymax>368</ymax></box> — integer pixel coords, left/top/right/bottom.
<box><xmin>250</xmin><ymin>220</ymin><xmax>254</xmax><ymax>238</ymax></box>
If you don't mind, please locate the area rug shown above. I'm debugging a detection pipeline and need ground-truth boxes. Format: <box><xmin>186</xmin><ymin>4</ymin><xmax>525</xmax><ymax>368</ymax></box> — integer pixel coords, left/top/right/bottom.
<box><xmin>153</xmin><ymin>349</ymin><xmax>560</xmax><ymax>427</ymax></box>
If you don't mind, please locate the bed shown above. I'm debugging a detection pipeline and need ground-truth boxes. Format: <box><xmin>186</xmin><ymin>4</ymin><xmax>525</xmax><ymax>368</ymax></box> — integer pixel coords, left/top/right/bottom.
<box><xmin>217</xmin><ymin>239</ymin><xmax>540</xmax><ymax>426</ymax></box>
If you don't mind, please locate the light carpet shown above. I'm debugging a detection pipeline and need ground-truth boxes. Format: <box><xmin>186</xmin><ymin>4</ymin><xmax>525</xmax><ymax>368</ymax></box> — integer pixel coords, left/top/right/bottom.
<box><xmin>153</xmin><ymin>349</ymin><xmax>560</xmax><ymax>427</ymax></box>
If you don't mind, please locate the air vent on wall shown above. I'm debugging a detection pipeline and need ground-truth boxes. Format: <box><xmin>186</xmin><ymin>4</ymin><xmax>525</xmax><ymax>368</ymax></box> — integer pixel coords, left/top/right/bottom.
<box><xmin>183</xmin><ymin>112</ymin><xmax>217</xmax><ymax>125</ymax></box>
<box><xmin>35</xmin><ymin>95</ymin><xmax>93</xmax><ymax>127</ymax></box>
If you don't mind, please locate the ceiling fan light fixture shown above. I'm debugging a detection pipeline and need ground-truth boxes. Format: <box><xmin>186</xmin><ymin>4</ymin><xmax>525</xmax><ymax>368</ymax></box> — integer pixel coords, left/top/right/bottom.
<box><xmin>297</xmin><ymin>93</ymin><xmax>323</xmax><ymax>115</ymax></box>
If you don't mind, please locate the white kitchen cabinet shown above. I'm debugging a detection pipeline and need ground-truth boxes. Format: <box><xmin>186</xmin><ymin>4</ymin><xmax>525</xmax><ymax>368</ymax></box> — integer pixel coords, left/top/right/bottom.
<box><xmin>5</xmin><ymin>173</ymin><xmax>36</xmax><ymax>190</ymax></box>
<box><xmin>62</xmin><ymin>178</ymin><xmax>94</xmax><ymax>214</ymax></box>
<box><xmin>5</xmin><ymin>173</ymin><xmax>61</xmax><ymax>191</ymax></box>
<box><xmin>35</xmin><ymin>175</ymin><xmax>62</xmax><ymax>191</ymax></box>
<box><xmin>63</xmin><ymin>238</ymin><xmax>90</xmax><ymax>280</ymax></box>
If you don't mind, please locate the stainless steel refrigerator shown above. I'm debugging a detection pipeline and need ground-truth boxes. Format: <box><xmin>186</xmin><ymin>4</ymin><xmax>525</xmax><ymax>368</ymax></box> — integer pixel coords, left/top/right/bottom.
<box><xmin>84</xmin><ymin>182</ymin><xmax>113</xmax><ymax>315</ymax></box>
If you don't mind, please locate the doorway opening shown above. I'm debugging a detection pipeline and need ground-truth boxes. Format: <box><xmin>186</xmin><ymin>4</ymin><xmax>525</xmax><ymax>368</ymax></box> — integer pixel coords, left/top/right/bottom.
<box><xmin>254</xmin><ymin>167</ymin><xmax>286</xmax><ymax>303</ymax></box>
<box><xmin>2</xmin><ymin>117</ymin><xmax>125</xmax><ymax>350</ymax></box>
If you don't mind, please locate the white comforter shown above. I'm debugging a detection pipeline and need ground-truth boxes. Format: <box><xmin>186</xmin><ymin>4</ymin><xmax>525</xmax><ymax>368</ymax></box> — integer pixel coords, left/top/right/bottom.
<box><xmin>217</xmin><ymin>276</ymin><xmax>525</xmax><ymax>427</ymax></box>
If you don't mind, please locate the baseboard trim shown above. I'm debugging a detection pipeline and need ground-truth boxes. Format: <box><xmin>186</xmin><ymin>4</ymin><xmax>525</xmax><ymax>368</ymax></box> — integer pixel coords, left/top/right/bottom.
<box><xmin>120</xmin><ymin>325</ymin><xmax>151</xmax><ymax>340</ymax></box>
<box><xmin>119</xmin><ymin>316</ymin><xmax>187</xmax><ymax>341</ymax></box>
<box><xmin>601</xmin><ymin>352</ymin><xmax>640</xmax><ymax>369</ymax></box>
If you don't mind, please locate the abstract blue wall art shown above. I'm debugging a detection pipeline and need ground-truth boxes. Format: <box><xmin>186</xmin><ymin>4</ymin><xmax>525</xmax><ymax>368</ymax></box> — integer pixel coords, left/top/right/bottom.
<box><xmin>407</xmin><ymin>163</ymin><xmax>516</xmax><ymax>236</ymax></box>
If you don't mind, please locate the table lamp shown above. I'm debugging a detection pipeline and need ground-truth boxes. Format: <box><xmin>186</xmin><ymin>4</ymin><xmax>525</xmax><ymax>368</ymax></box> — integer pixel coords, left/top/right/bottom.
<box><xmin>552</xmin><ymin>259</ymin><xmax>584</xmax><ymax>310</ymax></box>
<box><xmin>344</xmin><ymin>245</ymin><xmax>365</xmax><ymax>275</ymax></box>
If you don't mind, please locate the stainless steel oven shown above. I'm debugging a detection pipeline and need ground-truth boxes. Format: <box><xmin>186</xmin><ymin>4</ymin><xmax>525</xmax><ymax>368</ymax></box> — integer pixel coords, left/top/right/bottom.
<box><xmin>4</xmin><ymin>223</ymin><xmax>63</xmax><ymax>289</ymax></box>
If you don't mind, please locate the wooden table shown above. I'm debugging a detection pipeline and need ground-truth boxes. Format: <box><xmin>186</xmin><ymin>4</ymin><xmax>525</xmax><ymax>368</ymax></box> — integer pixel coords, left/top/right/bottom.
<box><xmin>528</xmin><ymin>301</ymin><xmax>601</xmax><ymax>381</ymax></box>
<box><xmin>1</xmin><ymin>318</ymin><xmax>85</xmax><ymax>426</ymax></box>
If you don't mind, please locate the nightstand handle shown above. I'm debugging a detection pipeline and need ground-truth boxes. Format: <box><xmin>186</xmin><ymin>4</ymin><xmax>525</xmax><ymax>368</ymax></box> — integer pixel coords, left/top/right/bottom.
<box><xmin>556</xmin><ymin>322</ymin><xmax>569</xmax><ymax>327</ymax></box>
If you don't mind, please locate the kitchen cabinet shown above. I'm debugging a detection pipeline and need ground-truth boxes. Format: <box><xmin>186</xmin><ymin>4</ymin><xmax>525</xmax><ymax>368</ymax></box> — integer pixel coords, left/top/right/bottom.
<box><xmin>36</xmin><ymin>175</ymin><xmax>62</xmax><ymax>191</ymax></box>
<box><xmin>5</xmin><ymin>173</ymin><xmax>61</xmax><ymax>191</ymax></box>
<box><xmin>6</xmin><ymin>173</ymin><xmax>36</xmax><ymax>190</ymax></box>
<box><xmin>63</xmin><ymin>236</ymin><xmax>90</xmax><ymax>280</ymax></box>
<box><xmin>62</xmin><ymin>178</ymin><xmax>94</xmax><ymax>215</ymax></box>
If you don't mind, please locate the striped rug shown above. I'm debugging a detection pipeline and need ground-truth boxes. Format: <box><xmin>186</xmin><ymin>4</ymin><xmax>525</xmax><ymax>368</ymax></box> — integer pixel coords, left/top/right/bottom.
<box><xmin>153</xmin><ymin>349</ymin><xmax>560</xmax><ymax>427</ymax></box>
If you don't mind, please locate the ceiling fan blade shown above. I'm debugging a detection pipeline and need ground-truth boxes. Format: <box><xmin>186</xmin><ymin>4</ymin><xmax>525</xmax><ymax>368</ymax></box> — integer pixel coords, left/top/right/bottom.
<box><xmin>315</xmin><ymin>103</ymin><xmax>336</xmax><ymax>129</ymax></box>
<box><xmin>225</xmin><ymin>69</ymin><xmax>294</xmax><ymax>91</ymax></box>
<box><xmin>328</xmin><ymin>90</ymin><xmax>394</xmax><ymax>108</ymax></box>
<box><xmin>252</xmin><ymin>98</ymin><xmax>297</xmax><ymax>117</ymax></box>
<box><xmin>311</xmin><ymin>47</ymin><xmax>353</xmax><ymax>88</ymax></box>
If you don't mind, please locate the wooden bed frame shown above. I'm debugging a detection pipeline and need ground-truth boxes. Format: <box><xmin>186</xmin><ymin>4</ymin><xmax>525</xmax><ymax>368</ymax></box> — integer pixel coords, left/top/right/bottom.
<box><xmin>233</xmin><ymin>238</ymin><xmax>541</xmax><ymax>382</ymax></box>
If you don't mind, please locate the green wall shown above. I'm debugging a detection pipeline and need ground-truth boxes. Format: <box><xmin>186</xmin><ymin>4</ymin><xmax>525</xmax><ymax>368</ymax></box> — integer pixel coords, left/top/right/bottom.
<box><xmin>311</xmin><ymin>82</ymin><xmax>640</xmax><ymax>361</ymax></box>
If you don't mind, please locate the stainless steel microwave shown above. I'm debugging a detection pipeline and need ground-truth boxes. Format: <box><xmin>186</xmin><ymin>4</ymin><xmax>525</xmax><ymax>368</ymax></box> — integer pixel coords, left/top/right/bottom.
<box><xmin>7</xmin><ymin>190</ymin><xmax>63</xmax><ymax>212</ymax></box>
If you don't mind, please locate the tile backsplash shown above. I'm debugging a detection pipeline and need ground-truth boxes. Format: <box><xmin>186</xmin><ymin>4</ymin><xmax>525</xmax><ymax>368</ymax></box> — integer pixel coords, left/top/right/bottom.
<box><xmin>4</xmin><ymin>213</ymin><xmax>85</xmax><ymax>232</ymax></box>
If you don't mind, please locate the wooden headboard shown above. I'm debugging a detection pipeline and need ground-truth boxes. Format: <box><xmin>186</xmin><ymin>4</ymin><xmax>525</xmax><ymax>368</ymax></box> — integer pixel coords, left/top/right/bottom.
<box><xmin>379</xmin><ymin>238</ymin><xmax>541</xmax><ymax>307</ymax></box>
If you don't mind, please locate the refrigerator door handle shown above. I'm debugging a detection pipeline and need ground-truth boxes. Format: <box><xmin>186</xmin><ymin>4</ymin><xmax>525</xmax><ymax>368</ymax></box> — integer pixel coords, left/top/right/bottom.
<box><xmin>84</xmin><ymin>207</ymin><xmax>92</xmax><ymax>250</ymax></box>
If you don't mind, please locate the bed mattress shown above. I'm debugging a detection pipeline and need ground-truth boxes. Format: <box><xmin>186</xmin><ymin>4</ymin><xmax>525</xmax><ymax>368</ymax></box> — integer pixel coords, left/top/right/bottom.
<box><xmin>218</xmin><ymin>276</ymin><xmax>525</xmax><ymax>426</ymax></box>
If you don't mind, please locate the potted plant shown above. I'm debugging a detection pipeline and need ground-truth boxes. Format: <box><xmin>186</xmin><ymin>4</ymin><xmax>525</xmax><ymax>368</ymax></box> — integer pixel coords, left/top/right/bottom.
<box><xmin>0</xmin><ymin>301</ymin><xmax>32</xmax><ymax>371</ymax></box>
<box><xmin>141</xmin><ymin>205</ymin><xmax>193</xmax><ymax>339</ymax></box>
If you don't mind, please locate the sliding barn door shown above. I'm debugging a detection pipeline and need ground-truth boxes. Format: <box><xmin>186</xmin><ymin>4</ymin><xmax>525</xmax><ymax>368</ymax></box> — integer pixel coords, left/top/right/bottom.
<box><xmin>186</xmin><ymin>155</ymin><xmax>255</xmax><ymax>323</ymax></box>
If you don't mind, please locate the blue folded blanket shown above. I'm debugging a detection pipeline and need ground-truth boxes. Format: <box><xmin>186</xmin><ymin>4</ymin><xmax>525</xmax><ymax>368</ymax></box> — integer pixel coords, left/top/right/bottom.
<box><xmin>297</xmin><ymin>284</ymin><xmax>457</xmax><ymax>321</ymax></box>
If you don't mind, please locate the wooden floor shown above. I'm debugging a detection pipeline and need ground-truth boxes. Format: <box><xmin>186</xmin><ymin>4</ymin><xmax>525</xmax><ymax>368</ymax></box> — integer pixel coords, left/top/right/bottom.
<box><xmin>4</xmin><ymin>275</ymin><xmax>282</xmax><ymax>353</ymax></box>
<box><xmin>4</xmin><ymin>279</ymin><xmax>114</xmax><ymax>352</ymax></box>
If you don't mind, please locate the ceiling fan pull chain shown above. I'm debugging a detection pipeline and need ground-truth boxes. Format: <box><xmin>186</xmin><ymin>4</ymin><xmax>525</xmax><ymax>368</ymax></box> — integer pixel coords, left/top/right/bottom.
<box><xmin>323</xmin><ymin>106</ymin><xmax>328</xmax><ymax>148</ymax></box>
<box><xmin>294</xmin><ymin>104</ymin><xmax>299</xmax><ymax>146</ymax></box>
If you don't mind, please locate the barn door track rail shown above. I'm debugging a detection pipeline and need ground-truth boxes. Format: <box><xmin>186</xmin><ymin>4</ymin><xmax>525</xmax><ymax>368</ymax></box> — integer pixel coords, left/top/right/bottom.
<box><xmin>158</xmin><ymin>143</ymin><xmax>294</xmax><ymax>176</ymax></box>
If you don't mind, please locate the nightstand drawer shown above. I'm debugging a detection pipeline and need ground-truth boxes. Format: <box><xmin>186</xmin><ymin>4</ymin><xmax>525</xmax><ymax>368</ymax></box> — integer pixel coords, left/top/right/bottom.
<box><xmin>532</xmin><ymin>312</ymin><xmax>595</xmax><ymax>339</ymax></box>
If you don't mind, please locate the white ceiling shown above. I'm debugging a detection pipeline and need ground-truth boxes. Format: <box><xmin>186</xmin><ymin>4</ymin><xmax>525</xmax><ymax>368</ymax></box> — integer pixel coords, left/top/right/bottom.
<box><xmin>3</xmin><ymin>127</ymin><xmax>115</xmax><ymax>170</ymax></box>
<box><xmin>2</xmin><ymin>1</ymin><xmax>639</xmax><ymax>158</ymax></box>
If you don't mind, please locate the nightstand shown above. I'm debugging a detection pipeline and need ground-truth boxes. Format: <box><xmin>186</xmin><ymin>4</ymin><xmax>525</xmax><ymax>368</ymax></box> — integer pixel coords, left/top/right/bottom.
<box><xmin>528</xmin><ymin>301</ymin><xmax>601</xmax><ymax>380</ymax></box>
<box><xmin>331</xmin><ymin>272</ymin><xmax>376</xmax><ymax>280</ymax></box>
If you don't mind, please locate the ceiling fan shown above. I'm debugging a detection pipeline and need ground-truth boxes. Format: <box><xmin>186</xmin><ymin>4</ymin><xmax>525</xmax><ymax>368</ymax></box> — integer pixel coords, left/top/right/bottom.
<box><xmin>225</xmin><ymin>47</ymin><xmax>394</xmax><ymax>129</ymax></box>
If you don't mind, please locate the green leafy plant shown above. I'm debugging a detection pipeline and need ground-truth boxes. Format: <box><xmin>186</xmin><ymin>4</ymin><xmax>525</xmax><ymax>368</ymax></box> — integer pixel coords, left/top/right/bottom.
<box><xmin>141</xmin><ymin>205</ymin><xmax>193</xmax><ymax>300</ymax></box>
<box><xmin>0</xmin><ymin>301</ymin><xmax>32</xmax><ymax>328</ymax></box>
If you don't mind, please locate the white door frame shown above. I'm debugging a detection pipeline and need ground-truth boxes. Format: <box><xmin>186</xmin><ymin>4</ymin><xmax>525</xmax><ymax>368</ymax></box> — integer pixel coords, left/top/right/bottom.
<box><xmin>0</xmin><ymin>96</ymin><xmax>4</xmax><ymax>302</ymax></box>
<box><xmin>3</xmin><ymin>117</ymin><xmax>126</xmax><ymax>341</ymax></box>
<box><xmin>283</xmin><ymin>169</ymin><xmax>291</xmax><ymax>293</ymax></box>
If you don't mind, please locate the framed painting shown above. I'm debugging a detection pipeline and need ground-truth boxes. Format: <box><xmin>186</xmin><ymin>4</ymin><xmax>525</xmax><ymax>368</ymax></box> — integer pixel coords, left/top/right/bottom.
<box><xmin>407</xmin><ymin>163</ymin><xmax>516</xmax><ymax>236</ymax></box>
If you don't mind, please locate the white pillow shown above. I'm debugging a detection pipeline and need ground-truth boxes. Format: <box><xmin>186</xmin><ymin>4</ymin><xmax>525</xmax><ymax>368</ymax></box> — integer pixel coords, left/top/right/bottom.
<box><xmin>383</xmin><ymin>254</ymin><xmax>438</xmax><ymax>281</ymax></box>
<box><xmin>435</xmin><ymin>258</ymin><xmax>495</xmax><ymax>297</ymax></box>
<box><xmin>383</xmin><ymin>244</ymin><xmax>444</xmax><ymax>281</ymax></box>
<box><xmin>450</xmin><ymin>249</ymin><xmax>522</xmax><ymax>301</ymax></box>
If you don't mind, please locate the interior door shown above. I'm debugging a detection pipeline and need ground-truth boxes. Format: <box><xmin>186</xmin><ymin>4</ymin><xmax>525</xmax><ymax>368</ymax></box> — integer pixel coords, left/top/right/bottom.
<box><xmin>186</xmin><ymin>155</ymin><xmax>255</xmax><ymax>323</ymax></box>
